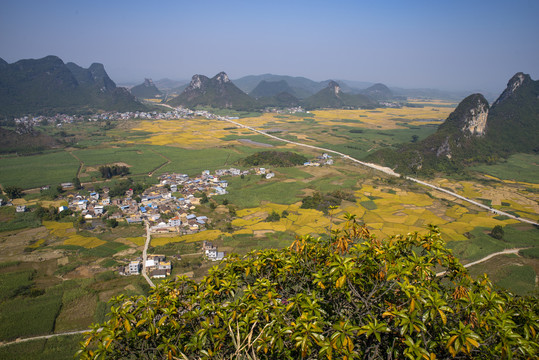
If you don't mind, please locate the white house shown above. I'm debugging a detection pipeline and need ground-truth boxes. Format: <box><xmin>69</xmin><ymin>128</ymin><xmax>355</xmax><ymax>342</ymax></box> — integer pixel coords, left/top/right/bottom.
<box><xmin>94</xmin><ymin>205</ymin><xmax>104</xmax><ymax>215</ymax></box>
<box><xmin>129</xmin><ymin>261</ymin><xmax>141</xmax><ymax>275</ymax></box>
<box><xmin>168</xmin><ymin>216</ymin><xmax>182</xmax><ymax>227</ymax></box>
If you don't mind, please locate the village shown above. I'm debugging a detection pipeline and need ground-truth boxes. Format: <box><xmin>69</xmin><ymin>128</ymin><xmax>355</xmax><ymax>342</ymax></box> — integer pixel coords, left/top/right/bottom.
<box><xmin>62</xmin><ymin>167</ymin><xmax>278</xmax><ymax>279</ymax></box>
<box><xmin>1</xmin><ymin>152</ymin><xmax>335</xmax><ymax>281</ymax></box>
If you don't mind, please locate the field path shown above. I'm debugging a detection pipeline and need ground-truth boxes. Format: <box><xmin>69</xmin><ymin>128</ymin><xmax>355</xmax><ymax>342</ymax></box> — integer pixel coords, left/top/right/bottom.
<box><xmin>0</xmin><ymin>330</ymin><xmax>87</xmax><ymax>348</ymax></box>
<box><xmin>68</xmin><ymin>150</ymin><xmax>84</xmax><ymax>179</ymax></box>
<box><xmin>436</xmin><ymin>248</ymin><xmax>526</xmax><ymax>277</ymax></box>
<box><xmin>147</xmin><ymin>148</ymin><xmax>171</xmax><ymax>177</ymax></box>
<box><xmin>216</xmin><ymin>116</ymin><xmax>538</xmax><ymax>226</ymax></box>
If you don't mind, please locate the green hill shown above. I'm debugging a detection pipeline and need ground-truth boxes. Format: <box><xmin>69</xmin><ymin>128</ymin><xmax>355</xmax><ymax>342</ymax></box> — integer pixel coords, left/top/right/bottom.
<box><xmin>167</xmin><ymin>72</ymin><xmax>257</xmax><ymax>110</ymax></box>
<box><xmin>130</xmin><ymin>78</ymin><xmax>162</xmax><ymax>98</ymax></box>
<box><xmin>361</xmin><ymin>83</ymin><xmax>393</xmax><ymax>100</ymax></box>
<box><xmin>257</xmin><ymin>91</ymin><xmax>300</xmax><ymax>108</ymax></box>
<box><xmin>249</xmin><ymin>80</ymin><xmax>296</xmax><ymax>98</ymax></box>
<box><xmin>301</xmin><ymin>81</ymin><xmax>377</xmax><ymax>110</ymax></box>
<box><xmin>368</xmin><ymin>72</ymin><xmax>539</xmax><ymax>174</ymax></box>
<box><xmin>0</xmin><ymin>56</ymin><xmax>145</xmax><ymax>117</ymax></box>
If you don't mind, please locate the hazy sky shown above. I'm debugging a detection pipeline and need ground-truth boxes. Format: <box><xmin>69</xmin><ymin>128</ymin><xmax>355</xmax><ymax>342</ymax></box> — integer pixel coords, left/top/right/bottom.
<box><xmin>1</xmin><ymin>0</ymin><xmax>538</xmax><ymax>92</ymax></box>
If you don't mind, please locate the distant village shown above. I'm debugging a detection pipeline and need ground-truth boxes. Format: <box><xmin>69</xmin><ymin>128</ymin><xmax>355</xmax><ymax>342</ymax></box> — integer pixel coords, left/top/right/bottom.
<box><xmin>12</xmin><ymin>106</ymin><xmax>308</xmax><ymax>129</ymax></box>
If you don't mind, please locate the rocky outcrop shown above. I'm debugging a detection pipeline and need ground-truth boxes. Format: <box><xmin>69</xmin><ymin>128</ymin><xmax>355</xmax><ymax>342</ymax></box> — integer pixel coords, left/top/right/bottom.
<box><xmin>438</xmin><ymin>93</ymin><xmax>489</xmax><ymax>137</ymax></box>
<box><xmin>327</xmin><ymin>80</ymin><xmax>341</xmax><ymax>95</ymax></box>
<box><xmin>461</xmin><ymin>96</ymin><xmax>489</xmax><ymax>136</ymax></box>
<box><xmin>492</xmin><ymin>72</ymin><xmax>529</xmax><ymax>107</ymax></box>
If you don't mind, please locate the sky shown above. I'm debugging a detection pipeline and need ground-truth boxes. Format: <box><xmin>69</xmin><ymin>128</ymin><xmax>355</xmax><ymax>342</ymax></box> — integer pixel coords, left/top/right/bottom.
<box><xmin>1</xmin><ymin>0</ymin><xmax>538</xmax><ymax>93</ymax></box>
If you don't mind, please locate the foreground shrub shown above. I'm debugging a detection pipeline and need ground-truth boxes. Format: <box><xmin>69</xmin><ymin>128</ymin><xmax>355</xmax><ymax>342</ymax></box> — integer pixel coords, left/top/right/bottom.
<box><xmin>78</xmin><ymin>215</ymin><xmax>538</xmax><ymax>359</ymax></box>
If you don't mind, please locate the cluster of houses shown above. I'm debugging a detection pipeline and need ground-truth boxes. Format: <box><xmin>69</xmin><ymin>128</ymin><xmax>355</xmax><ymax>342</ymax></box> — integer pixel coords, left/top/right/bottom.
<box><xmin>304</xmin><ymin>153</ymin><xmax>334</xmax><ymax>167</ymax></box>
<box><xmin>62</xmin><ymin>170</ymin><xmax>236</xmax><ymax>234</ymax></box>
<box><xmin>12</xmin><ymin>105</ymin><xmax>246</xmax><ymax>129</ymax></box>
<box><xmin>120</xmin><ymin>254</ymin><xmax>173</xmax><ymax>278</ymax></box>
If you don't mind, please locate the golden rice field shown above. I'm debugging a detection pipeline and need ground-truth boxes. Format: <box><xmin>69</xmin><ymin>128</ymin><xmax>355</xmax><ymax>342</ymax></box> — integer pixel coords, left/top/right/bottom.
<box><xmin>310</xmin><ymin>108</ymin><xmax>453</xmax><ymax>128</ymax></box>
<box><xmin>432</xmin><ymin>178</ymin><xmax>539</xmax><ymax>222</ymax></box>
<box><xmin>130</xmin><ymin>119</ymin><xmax>238</xmax><ymax>148</ymax></box>
<box><xmin>43</xmin><ymin>221</ymin><xmax>105</xmax><ymax>248</ymax></box>
<box><xmin>230</xmin><ymin>108</ymin><xmax>453</xmax><ymax>131</ymax></box>
<box><xmin>233</xmin><ymin>203</ymin><xmax>332</xmax><ymax>237</ymax></box>
<box><xmin>347</xmin><ymin>184</ymin><xmax>519</xmax><ymax>241</ymax></box>
<box><xmin>222</xmin><ymin>182</ymin><xmax>522</xmax><ymax>243</ymax></box>
<box><xmin>123</xmin><ymin>237</ymin><xmax>146</xmax><ymax>246</ymax></box>
<box><xmin>151</xmin><ymin>230</ymin><xmax>224</xmax><ymax>246</ymax></box>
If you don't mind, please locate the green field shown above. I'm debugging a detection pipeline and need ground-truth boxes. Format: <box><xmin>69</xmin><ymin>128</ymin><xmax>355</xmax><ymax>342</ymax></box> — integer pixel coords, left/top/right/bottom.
<box><xmin>74</xmin><ymin>145</ymin><xmax>166</xmax><ymax>176</ymax></box>
<box><xmin>0</xmin><ymin>151</ymin><xmax>79</xmax><ymax>189</ymax></box>
<box><xmin>447</xmin><ymin>224</ymin><xmax>539</xmax><ymax>262</ymax></box>
<box><xmin>222</xmin><ymin>175</ymin><xmax>306</xmax><ymax>208</ymax></box>
<box><xmin>153</xmin><ymin>145</ymin><xmax>261</xmax><ymax>176</ymax></box>
<box><xmin>472</xmin><ymin>153</ymin><xmax>539</xmax><ymax>183</ymax></box>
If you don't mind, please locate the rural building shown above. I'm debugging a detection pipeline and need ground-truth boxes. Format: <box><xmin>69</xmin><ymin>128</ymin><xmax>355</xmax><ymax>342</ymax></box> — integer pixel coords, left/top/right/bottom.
<box><xmin>129</xmin><ymin>261</ymin><xmax>141</xmax><ymax>275</ymax></box>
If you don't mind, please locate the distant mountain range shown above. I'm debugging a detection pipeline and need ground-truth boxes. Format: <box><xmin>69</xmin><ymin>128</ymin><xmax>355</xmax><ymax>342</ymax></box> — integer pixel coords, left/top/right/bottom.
<box><xmin>130</xmin><ymin>78</ymin><xmax>162</xmax><ymax>99</ymax></box>
<box><xmin>0</xmin><ymin>56</ymin><xmax>145</xmax><ymax>117</ymax></box>
<box><xmin>368</xmin><ymin>72</ymin><xmax>539</xmax><ymax>174</ymax></box>
<box><xmin>166</xmin><ymin>72</ymin><xmax>382</xmax><ymax>110</ymax></box>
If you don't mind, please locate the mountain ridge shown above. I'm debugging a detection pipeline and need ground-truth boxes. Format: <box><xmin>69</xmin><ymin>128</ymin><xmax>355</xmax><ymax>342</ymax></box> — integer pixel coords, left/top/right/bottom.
<box><xmin>0</xmin><ymin>56</ymin><xmax>145</xmax><ymax>117</ymax></box>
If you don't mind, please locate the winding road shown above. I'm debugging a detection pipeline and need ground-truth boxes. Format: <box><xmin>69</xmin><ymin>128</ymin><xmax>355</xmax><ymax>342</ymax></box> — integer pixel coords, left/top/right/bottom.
<box><xmin>142</xmin><ymin>222</ymin><xmax>155</xmax><ymax>287</ymax></box>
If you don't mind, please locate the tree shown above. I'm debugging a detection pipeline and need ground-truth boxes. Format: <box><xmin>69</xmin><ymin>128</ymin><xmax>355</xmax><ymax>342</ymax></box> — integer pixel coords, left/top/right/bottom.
<box><xmin>106</xmin><ymin>218</ymin><xmax>119</xmax><ymax>228</ymax></box>
<box><xmin>200</xmin><ymin>192</ymin><xmax>209</xmax><ymax>204</ymax></box>
<box><xmin>3</xmin><ymin>185</ymin><xmax>24</xmax><ymax>199</ymax></box>
<box><xmin>490</xmin><ymin>225</ymin><xmax>504</xmax><ymax>240</ymax></box>
<box><xmin>411</xmin><ymin>134</ymin><xmax>419</xmax><ymax>143</ymax></box>
<box><xmin>73</xmin><ymin>177</ymin><xmax>82</xmax><ymax>190</ymax></box>
<box><xmin>266</xmin><ymin>210</ymin><xmax>281</xmax><ymax>222</ymax></box>
<box><xmin>78</xmin><ymin>216</ymin><xmax>538</xmax><ymax>359</ymax></box>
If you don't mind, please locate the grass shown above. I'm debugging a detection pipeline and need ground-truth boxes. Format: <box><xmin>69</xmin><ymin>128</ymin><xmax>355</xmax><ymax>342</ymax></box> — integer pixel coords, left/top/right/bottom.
<box><xmin>0</xmin><ymin>270</ymin><xmax>35</xmax><ymax>301</ymax></box>
<box><xmin>520</xmin><ymin>247</ymin><xmax>539</xmax><ymax>259</ymax></box>
<box><xmin>222</xmin><ymin>176</ymin><xmax>306</xmax><ymax>207</ymax></box>
<box><xmin>74</xmin><ymin>145</ymin><xmax>166</xmax><ymax>177</ymax></box>
<box><xmin>495</xmin><ymin>265</ymin><xmax>537</xmax><ymax>296</ymax></box>
<box><xmin>151</xmin><ymin>145</ymin><xmax>258</xmax><ymax>176</ymax></box>
<box><xmin>0</xmin><ymin>287</ymin><xmax>63</xmax><ymax>341</ymax></box>
<box><xmin>0</xmin><ymin>151</ymin><xmax>79</xmax><ymax>189</ymax></box>
<box><xmin>472</xmin><ymin>153</ymin><xmax>539</xmax><ymax>184</ymax></box>
<box><xmin>447</xmin><ymin>224</ymin><xmax>539</xmax><ymax>262</ymax></box>
<box><xmin>0</xmin><ymin>333</ymin><xmax>84</xmax><ymax>360</ymax></box>
<box><xmin>0</xmin><ymin>207</ymin><xmax>41</xmax><ymax>232</ymax></box>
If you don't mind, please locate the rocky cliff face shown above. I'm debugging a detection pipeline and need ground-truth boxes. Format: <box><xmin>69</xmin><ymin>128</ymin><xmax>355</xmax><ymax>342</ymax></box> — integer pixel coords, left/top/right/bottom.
<box><xmin>439</xmin><ymin>94</ymin><xmax>490</xmax><ymax>137</ymax></box>
<box><xmin>327</xmin><ymin>80</ymin><xmax>341</xmax><ymax>95</ymax></box>
<box><xmin>492</xmin><ymin>72</ymin><xmax>529</xmax><ymax>107</ymax></box>
<box><xmin>460</xmin><ymin>95</ymin><xmax>489</xmax><ymax>136</ymax></box>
